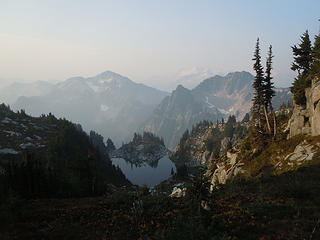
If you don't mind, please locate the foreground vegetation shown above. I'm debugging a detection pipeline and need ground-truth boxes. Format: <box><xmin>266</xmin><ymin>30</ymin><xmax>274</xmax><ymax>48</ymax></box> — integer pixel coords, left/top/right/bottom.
<box><xmin>1</xmin><ymin>161</ymin><xmax>320</xmax><ymax>239</ymax></box>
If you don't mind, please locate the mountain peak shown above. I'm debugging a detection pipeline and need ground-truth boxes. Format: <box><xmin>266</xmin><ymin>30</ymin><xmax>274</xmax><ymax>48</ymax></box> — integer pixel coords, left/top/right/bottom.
<box><xmin>172</xmin><ymin>84</ymin><xmax>191</xmax><ymax>97</ymax></box>
<box><xmin>96</xmin><ymin>71</ymin><xmax>126</xmax><ymax>79</ymax></box>
<box><xmin>169</xmin><ymin>84</ymin><xmax>194</xmax><ymax>106</ymax></box>
<box><xmin>95</xmin><ymin>70</ymin><xmax>122</xmax><ymax>78</ymax></box>
<box><xmin>176</xmin><ymin>84</ymin><xmax>187</xmax><ymax>90</ymax></box>
<box><xmin>88</xmin><ymin>71</ymin><xmax>132</xmax><ymax>85</ymax></box>
<box><xmin>225</xmin><ymin>71</ymin><xmax>253</xmax><ymax>81</ymax></box>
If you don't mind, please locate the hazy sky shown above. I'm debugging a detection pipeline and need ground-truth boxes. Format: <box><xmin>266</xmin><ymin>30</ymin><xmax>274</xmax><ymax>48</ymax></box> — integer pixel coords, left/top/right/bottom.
<box><xmin>0</xmin><ymin>0</ymin><xmax>320</xmax><ymax>90</ymax></box>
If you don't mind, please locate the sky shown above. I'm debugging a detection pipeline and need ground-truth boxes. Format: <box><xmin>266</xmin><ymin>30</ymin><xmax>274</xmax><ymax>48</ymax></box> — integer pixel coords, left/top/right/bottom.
<box><xmin>0</xmin><ymin>0</ymin><xmax>320</xmax><ymax>90</ymax></box>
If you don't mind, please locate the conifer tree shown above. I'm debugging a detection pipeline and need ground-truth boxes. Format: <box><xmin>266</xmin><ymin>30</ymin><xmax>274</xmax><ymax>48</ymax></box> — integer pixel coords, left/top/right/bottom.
<box><xmin>291</xmin><ymin>30</ymin><xmax>312</xmax><ymax>75</ymax></box>
<box><xmin>310</xmin><ymin>34</ymin><xmax>320</xmax><ymax>77</ymax></box>
<box><xmin>264</xmin><ymin>45</ymin><xmax>275</xmax><ymax>108</ymax></box>
<box><xmin>251</xmin><ymin>38</ymin><xmax>266</xmax><ymax>134</ymax></box>
<box><xmin>264</xmin><ymin>45</ymin><xmax>276</xmax><ymax>137</ymax></box>
<box><xmin>291</xmin><ymin>30</ymin><xmax>312</xmax><ymax>105</ymax></box>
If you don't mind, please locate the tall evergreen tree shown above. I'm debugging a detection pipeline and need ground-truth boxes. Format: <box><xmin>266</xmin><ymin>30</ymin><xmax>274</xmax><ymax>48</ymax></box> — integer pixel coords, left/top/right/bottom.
<box><xmin>251</xmin><ymin>38</ymin><xmax>266</xmax><ymax>134</ymax></box>
<box><xmin>291</xmin><ymin>30</ymin><xmax>312</xmax><ymax>105</ymax></box>
<box><xmin>291</xmin><ymin>30</ymin><xmax>312</xmax><ymax>75</ymax></box>
<box><xmin>264</xmin><ymin>45</ymin><xmax>277</xmax><ymax>137</ymax></box>
<box><xmin>264</xmin><ymin>45</ymin><xmax>275</xmax><ymax>108</ymax></box>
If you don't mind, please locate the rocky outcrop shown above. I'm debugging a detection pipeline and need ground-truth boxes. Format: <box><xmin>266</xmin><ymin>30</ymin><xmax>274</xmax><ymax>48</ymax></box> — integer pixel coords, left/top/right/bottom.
<box><xmin>308</xmin><ymin>78</ymin><xmax>320</xmax><ymax>136</ymax></box>
<box><xmin>206</xmin><ymin>151</ymin><xmax>245</xmax><ymax>190</ymax></box>
<box><xmin>169</xmin><ymin>186</ymin><xmax>187</xmax><ymax>198</ymax></box>
<box><xmin>288</xmin><ymin>78</ymin><xmax>320</xmax><ymax>137</ymax></box>
<box><xmin>274</xmin><ymin>140</ymin><xmax>320</xmax><ymax>171</ymax></box>
<box><xmin>284</xmin><ymin>141</ymin><xmax>320</xmax><ymax>166</ymax></box>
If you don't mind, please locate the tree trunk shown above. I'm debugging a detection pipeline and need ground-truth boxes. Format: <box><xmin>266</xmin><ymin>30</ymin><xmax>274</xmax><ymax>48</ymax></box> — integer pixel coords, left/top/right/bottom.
<box><xmin>271</xmin><ymin>108</ymin><xmax>277</xmax><ymax>139</ymax></box>
<box><xmin>263</xmin><ymin>105</ymin><xmax>271</xmax><ymax>135</ymax></box>
<box><xmin>268</xmin><ymin>102</ymin><xmax>277</xmax><ymax>139</ymax></box>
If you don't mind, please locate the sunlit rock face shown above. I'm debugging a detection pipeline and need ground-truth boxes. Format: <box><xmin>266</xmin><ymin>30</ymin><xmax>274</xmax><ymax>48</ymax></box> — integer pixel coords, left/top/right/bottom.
<box><xmin>288</xmin><ymin>78</ymin><xmax>320</xmax><ymax>137</ymax></box>
<box><xmin>309</xmin><ymin>78</ymin><xmax>320</xmax><ymax>136</ymax></box>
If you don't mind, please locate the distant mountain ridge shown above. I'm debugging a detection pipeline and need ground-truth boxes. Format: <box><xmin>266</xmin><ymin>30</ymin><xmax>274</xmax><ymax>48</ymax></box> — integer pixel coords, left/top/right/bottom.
<box><xmin>11</xmin><ymin>71</ymin><xmax>169</xmax><ymax>146</ymax></box>
<box><xmin>1</xmin><ymin>70</ymin><xmax>292</xmax><ymax>150</ymax></box>
<box><xmin>0</xmin><ymin>81</ymin><xmax>56</xmax><ymax>105</ymax></box>
<box><xmin>141</xmin><ymin>71</ymin><xmax>292</xmax><ymax>149</ymax></box>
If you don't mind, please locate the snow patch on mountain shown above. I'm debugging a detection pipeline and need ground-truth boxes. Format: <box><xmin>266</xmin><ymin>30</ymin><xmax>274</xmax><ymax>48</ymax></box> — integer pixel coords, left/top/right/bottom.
<box><xmin>87</xmin><ymin>81</ymin><xmax>111</xmax><ymax>93</ymax></box>
<box><xmin>99</xmin><ymin>78</ymin><xmax>114</xmax><ymax>84</ymax></box>
<box><xmin>100</xmin><ymin>104</ymin><xmax>110</xmax><ymax>112</ymax></box>
<box><xmin>205</xmin><ymin>96</ymin><xmax>215</xmax><ymax>109</ymax></box>
<box><xmin>205</xmin><ymin>96</ymin><xmax>229</xmax><ymax>115</ymax></box>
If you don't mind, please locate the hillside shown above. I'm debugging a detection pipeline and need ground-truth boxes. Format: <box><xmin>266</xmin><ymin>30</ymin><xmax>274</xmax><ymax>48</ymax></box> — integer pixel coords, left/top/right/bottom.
<box><xmin>169</xmin><ymin>67</ymin><xmax>320</xmax><ymax>185</ymax></box>
<box><xmin>171</xmin><ymin>116</ymin><xmax>249</xmax><ymax>168</ymax></box>
<box><xmin>0</xmin><ymin>104</ymin><xmax>130</xmax><ymax>199</ymax></box>
<box><xmin>171</xmin><ymin>101</ymin><xmax>320</xmax><ymax>187</ymax></box>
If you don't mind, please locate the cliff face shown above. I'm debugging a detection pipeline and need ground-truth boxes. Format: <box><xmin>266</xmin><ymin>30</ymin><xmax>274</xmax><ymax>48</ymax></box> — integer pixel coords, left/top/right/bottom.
<box><xmin>288</xmin><ymin>78</ymin><xmax>320</xmax><ymax>137</ymax></box>
<box><xmin>308</xmin><ymin>78</ymin><xmax>320</xmax><ymax>135</ymax></box>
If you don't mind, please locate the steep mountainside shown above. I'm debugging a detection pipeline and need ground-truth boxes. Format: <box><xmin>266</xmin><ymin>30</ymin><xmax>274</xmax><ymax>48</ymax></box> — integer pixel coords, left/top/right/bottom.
<box><xmin>171</xmin><ymin>116</ymin><xmax>249</xmax><ymax>168</ymax></box>
<box><xmin>142</xmin><ymin>71</ymin><xmax>292</xmax><ymax>149</ymax></box>
<box><xmin>192</xmin><ymin>71</ymin><xmax>253</xmax><ymax>117</ymax></box>
<box><xmin>142</xmin><ymin>85</ymin><xmax>223</xmax><ymax>149</ymax></box>
<box><xmin>11</xmin><ymin>71</ymin><xmax>168</xmax><ymax>146</ymax></box>
<box><xmin>0</xmin><ymin>104</ymin><xmax>129</xmax><ymax>198</ymax></box>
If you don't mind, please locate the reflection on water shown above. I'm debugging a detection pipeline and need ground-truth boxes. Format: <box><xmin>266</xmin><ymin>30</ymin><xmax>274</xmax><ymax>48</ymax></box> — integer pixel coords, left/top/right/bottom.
<box><xmin>111</xmin><ymin>156</ymin><xmax>176</xmax><ymax>187</ymax></box>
